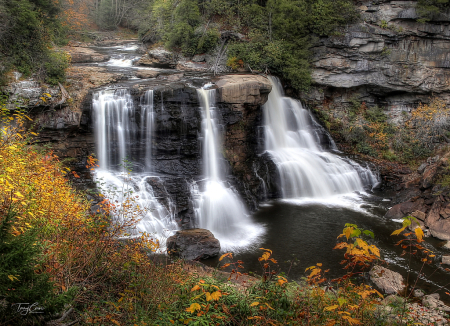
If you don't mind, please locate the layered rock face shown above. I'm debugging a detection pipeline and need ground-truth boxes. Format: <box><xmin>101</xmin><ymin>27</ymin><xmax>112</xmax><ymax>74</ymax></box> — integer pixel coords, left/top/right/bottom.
<box><xmin>303</xmin><ymin>0</ymin><xmax>450</xmax><ymax>123</ymax></box>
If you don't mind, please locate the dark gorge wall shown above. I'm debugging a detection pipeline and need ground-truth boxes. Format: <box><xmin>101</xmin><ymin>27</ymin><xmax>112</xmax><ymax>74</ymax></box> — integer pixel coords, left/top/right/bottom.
<box><xmin>30</xmin><ymin>74</ymin><xmax>274</xmax><ymax>227</ymax></box>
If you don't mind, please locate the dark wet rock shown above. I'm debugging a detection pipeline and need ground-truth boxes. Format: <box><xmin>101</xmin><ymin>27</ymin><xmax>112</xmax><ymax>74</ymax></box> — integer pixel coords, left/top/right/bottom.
<box><xmin>425</xmin><ymin>199</ymin><xmax>443</xmax><ymax>228</ymax></box>
<box><xmin>385</xmin><ymin>199</ymin><xmax>426</xmax><ymax>220</ymax></box>
<box><xmin>422</xmin><ymin>166</ymin><xmax>439</xmax><ymax>189</ymax></box>
<box><xmin>166</xmin><ymin>228</ymin><xmax>220</xmax><ymax>260</ymax></box>
<box><xmin>369</xmin><ymin>265</ymin><xmax>405</xmax><ymax>294</ymax></box>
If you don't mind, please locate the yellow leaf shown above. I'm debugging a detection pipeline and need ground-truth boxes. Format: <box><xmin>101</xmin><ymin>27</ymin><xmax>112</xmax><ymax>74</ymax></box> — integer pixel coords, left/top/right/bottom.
<box><xmin>8</xmin><ymin>275</ymin><xmax>18</xmax><ymax>282</ymax></box>
<box><xmin>250</xmin><ymin>302</ymin><xmax>259</xmax><ymax>307</ymax></box>
<box><xmin>342</xmin><ymin>315</ymin><xmax>361</xmax><ymax>325</ymax></box>
<box><xmin>111</xmin><ymin>319</ymin><xmax>120</xmax><ymax>326</ymax></box>
<box><xmin>415</xmin><ymin>227</ymin><xmax>424</xmax><ymax>242</ymax></box>
<box><xmin>118</xmin><ymin>297</ymin><xmax>123</xmax><ymax>303</ymax></box>
<box><xmin>265</xmin><ymin>303</ymin><xmax>275</xmax><ymax>310</ymax></box>
<box><xmin>205</xmin><ymin>292</ymin><xmax>212</xmax><ymax>301</ymax></box>
<box><xmin>170</xmin><ymin>320</ymin><xmax>174</xmax><ymax>324</ymax></box>
<box><xmin>324</xmin><ymin>305</ymin><xmax>339</xmax><ymax>311</ymax></box>
<box><xmin>355</xmin><ymin>238</ymin><xmax>369</xmax><ymax>251</ymax></box>
<box><xmin>210</xmin><ymin>291</ymin><xmax>221</xmax><ymax>301</ymax></box>
<box><xmin>391</xmin><ymin>227</ymin><xmax>406</xmax><ymax>236</ymax></box>
<box><xmin>344</xmin><ymin>226</ymin><xmax>353</xmax><ymax>240</ymax></box>
<box><xmin>191</xmin><ymin>285</ymin><xmax>200</xmax><ymax>292</ymax></box>
<box><xmin>219</xmin><ymin>252</ymin><xmax>232</xmax><ymax>261</ymax></box>
<box><xmin>186</xmin><ymin>303</ymin><xmax>201</xmax><ymax>313</ymax></box>
<box><xmin>258</xmin><ymin>251</ymin><xmax>270</xmax><ymax>261</ymax></box>
<box><xmin>309</xmin><ymin>268</ymin><xmax>321</xmax><ymax>278</ymax></box>
<box><xmin>368</xmin><ymin>245</ymin><xmax>380</xmax><ymax>257</ymax></box>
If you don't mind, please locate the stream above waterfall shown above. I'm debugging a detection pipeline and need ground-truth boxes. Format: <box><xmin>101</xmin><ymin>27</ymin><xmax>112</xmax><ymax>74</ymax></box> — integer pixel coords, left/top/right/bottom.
<box><xmin>82</xmin><ymin>43</ymin><xmax>450</xmax><ymax>302</ymax></box>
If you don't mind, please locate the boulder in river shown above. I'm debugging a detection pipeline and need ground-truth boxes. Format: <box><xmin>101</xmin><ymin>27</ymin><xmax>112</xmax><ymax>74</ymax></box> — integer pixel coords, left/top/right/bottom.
<box><xmin>167</xmin><ymin>229</ymin><xmax>220</xmax><ymax>260</ymax></box>
<box><xmin>369</xmin><ymin>265</ymin><xmax>405</xmax><ymax>294</ymax></box>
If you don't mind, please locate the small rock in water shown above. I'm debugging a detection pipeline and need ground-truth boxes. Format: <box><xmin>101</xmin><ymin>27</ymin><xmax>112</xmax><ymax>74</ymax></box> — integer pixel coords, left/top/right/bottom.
<box><xmin>442</xmin><ymin>255</ymin><xmax>450</xmax><ymax>265</ymax></box>
<box><xmin>443</xmin><ymin>241</ymin><xmax>450</xmax><ymax>250</ymax></box>
<box><xmin>413</xmin><ymin>289</ymin><xmax>425</xmax><ymax>298</ymax></box>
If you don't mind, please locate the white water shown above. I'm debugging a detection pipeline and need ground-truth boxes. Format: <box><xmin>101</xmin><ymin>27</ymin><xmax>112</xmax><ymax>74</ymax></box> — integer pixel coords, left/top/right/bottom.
<box><xmin>193</xmin><ymin>88</ymin><xmax>263</xmax><ymax>251</ymax></box>
<box><xmin>263</xmin><ymin>76</ymin><xmax>378</xmax><ymax>199</ymax></box>
<box><xmin>93</xmin><ymin>89</ymin><xmax>178</xmax><ymax>249</ymax></box>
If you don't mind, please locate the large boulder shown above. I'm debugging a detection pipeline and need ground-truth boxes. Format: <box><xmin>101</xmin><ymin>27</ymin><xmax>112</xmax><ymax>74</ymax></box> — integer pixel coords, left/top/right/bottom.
<box><xmin>369</xmin><ymin>265</ymin><xmax>405</xmax><ymax>294</ymax></box>
<box><xmin>385</xmin><ymin>199</ymin><xmax>426</xmax><ymax>220</ymax></box>
<box><xmin>215</xmin><ymin>75</ymin><xmax>272</xmax><ymax>106</ymax></box>
<box><xmin>136</xmin><ymin>47</ymin><xmax>177</xmax><ymax>68</ymax></box>
<box><xmin>167</xmin><ymin>229</ymin><xmax>220</xmax><ymax>260</ymax></box>
<box><xmin>429</xmin><ymin>219</ymin><xmax>450</xmax><ymax>241</ymax></box>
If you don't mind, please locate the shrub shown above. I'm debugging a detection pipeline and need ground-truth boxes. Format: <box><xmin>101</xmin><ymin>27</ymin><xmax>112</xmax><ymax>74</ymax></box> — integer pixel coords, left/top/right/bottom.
<box><xmin>44</xmin><ymin>51</ymin><xmax>71</xmax><ymax>85</ymax></box>
<box><xmin>0</xmin><ymin>211</ymin><xmax>75</xmax><ymax>325</ymax></box>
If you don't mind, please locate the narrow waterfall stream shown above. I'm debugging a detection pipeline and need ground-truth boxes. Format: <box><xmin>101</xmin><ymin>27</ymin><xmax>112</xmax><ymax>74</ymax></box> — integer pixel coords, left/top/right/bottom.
<box><xmin>92</xmin><ymin>89</ymin><xmax>178</xmax><ymax>248</ymax></box>
<box><xmin>192</xmin><ymin>88</ymin><xmax>264</xmax><ymax>251</ymax></box>
<box><xmin>263</xmin><ymin>76</ymin><xmax>378</xmax><ymax>199</ymax></box>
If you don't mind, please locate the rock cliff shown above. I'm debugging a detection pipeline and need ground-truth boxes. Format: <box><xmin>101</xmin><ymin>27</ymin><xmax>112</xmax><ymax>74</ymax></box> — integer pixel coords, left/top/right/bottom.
<box><xmin>303</xmin><ymin>0</ymin><xmax>450</xmax><ymax>123</ymax></box>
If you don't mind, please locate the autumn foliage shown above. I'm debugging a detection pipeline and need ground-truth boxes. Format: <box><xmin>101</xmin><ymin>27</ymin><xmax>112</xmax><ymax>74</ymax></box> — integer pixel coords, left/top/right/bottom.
<box><xmin>0</xmin><ymin>108</ymin><xmax>186</xmax><ymax>324</ymax></box>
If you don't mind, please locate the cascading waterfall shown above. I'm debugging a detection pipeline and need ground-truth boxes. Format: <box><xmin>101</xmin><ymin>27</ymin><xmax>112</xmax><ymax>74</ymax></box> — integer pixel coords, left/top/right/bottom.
<box><xmin>141</xmin><ymin>90</ymin><xmax>154</xmax><ymax>171</ymax></box>
<box><xmin>93</xmin><ymin>89</ymin><xmax>178</xmax><ymax>248</ymax></box>
<box><xmin>192</xmin><ymin>88</ymin><xmax>263</xmax><ymax>250</ymax></box>
<box><xmin>263</xmin><ymin>76</ymin><xmax>378</xmax><ymax>199</ymax></box>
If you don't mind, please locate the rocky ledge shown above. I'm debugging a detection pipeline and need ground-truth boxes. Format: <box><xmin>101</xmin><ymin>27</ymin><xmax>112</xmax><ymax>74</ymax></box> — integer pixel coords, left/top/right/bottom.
<box><xmin>215</xmin><ymin>74</ymin><xmax>272</xmax><ymax>107</ymax></box>
<box><xmin>386</xmin><ymin>153</ymin><xmax>450</xmax><ymax>242</ymax></box>
<box><xmin>167</xmin><ymin>229</ymin><xmax>220</xmax><ymax>260</ymax></box>
<box><xmin>64</xmin><ymin>46</ymin><xmax>110</xmax><ymax>63</ymax></box>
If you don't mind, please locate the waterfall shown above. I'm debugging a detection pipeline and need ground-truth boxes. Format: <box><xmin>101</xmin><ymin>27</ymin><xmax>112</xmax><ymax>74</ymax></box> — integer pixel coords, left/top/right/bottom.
<box><xmin>92</xmin><ymin>89</ymin><xmax>178</xmax><ymax>249</ymax></box>
<box><xmin>192</xmin><ymin>88</ymin><xmax>263</xmax><ymax>250</ymax></box>
<box><xmin>140</xmin><ymin>90</ymin><xmax>154</xmax><ymax>171</ymax></box>
<box><xmin>263</xmin><ymin>77</ymin><xmax>378</xmax><ymax>199</ymax></box>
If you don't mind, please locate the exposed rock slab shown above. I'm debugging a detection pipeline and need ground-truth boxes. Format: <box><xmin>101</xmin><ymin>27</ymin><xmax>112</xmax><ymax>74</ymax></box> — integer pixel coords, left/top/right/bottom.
<box><xmin>369</xmin><ymin>265</ymin><xmax>405</xmax><ymax>294</ymax></box>
<box><xmin>64</xmin><ymin>46</ymin><xmax>110</xmax><ymax>63</ymax></box>
<box><xmin>135</xmin><ymin>69</ymin><xmax>160</xmax><ymax>79</ymax></box>
<box><xmin>215</xmin><ymin>75</ymin><xmax>272</xmax><ymax>106</ymax></box>
<box><xmin>167</xmin><ymin>229</ymin><xmax>220</xmax><ymax>260</ymax></box>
